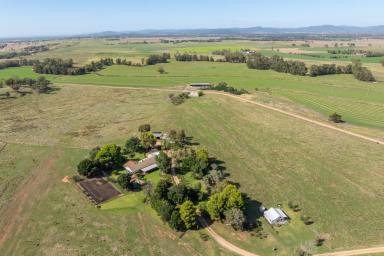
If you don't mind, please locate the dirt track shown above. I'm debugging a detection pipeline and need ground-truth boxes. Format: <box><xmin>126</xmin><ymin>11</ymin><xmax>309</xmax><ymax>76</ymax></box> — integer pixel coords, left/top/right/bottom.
<box><xmin>0</xmin><ymin>150</ymin><xmax>60</xmax><ymax>249</ymax></box>
<box><xmin>313</xmin><ymin>247</ymin><xmax>384</xmax><ymax>256</ymax></box>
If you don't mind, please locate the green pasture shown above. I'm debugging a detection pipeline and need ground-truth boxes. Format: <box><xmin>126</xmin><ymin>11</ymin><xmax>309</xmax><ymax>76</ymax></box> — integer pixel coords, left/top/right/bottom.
<box><xmin>1</xmin><ymin>60</ymin><xmax>383</xmax><ymax>129</ymax></box>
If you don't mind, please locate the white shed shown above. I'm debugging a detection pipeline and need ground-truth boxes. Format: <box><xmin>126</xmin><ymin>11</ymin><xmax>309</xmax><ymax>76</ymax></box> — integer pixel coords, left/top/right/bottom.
<box><xmin>264</xmin><ymin>208</ymin><xmax>288</xmax><ymax>225</ymax></box>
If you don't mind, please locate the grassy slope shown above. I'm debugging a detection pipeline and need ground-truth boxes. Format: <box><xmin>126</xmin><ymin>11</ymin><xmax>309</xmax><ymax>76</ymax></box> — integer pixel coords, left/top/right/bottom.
<box><xmin>1</xmin><ymin>86</ymin><xmax>384</xmax><ymax>255</ymax></box>
<box><xmin>0</xmin><ymin>144</ymin><xmax>229</xmax><ymax>256</ymax></box>
<box><xmin>1</xmin><ymin>60</ymin><xmax>384</xmax><ymax>129</ymax></box>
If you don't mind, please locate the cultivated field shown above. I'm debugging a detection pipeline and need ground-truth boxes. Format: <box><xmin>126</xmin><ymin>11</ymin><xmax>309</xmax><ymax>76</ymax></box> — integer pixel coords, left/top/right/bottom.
<box><xmin>1</xmin><ymin>85</ymin><xmax>384</xmax><ymax>255</ymax></box>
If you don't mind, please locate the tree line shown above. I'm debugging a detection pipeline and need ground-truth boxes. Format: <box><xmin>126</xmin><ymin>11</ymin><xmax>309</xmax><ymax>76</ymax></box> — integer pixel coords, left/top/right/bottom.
<box><xmin>247</xmin><ymin>54</ymin><xmax>308</xmax><ymax>76</ymax></box>
<box><xmin>309</xmin><ymin>64</ymin><xmax>353</xmax><ymax>76</ymax></box>
<box><xmin>174</xmin><ymin>53</ymin><xmax>214</xmax><ymax>62</ymax></box>
<box><xmin>211</xmin><ymin>82</ymin><xmax>248</xmax><ymax>95</ymax></box>
<box><xmin>33</xmin><ymin>58</ymin><xmax>114</xmax><ymax>75</ymax></box>
<box><xmin>0</xmin><ymin>59</ymin><xmax>39</xmax><ymax>70</ymax></box>
<box><xmin>328</xmin><ymin>49</ymin><xmax>384</xmax><ymax>57</ymax></box>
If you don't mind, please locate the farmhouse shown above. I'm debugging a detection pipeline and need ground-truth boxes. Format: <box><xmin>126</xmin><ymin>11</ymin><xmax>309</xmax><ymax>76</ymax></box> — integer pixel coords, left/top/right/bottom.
<box><xmin>124</xmin><ymin>156</ymin><xmax>158</xmax><ymax>174</ymax></box>
<box><xmin>189</xmin><ymin>83</ymin><xmax>211</xmax><ymax>89</ymax></box>
<box><xmin>264</xmin><ymin>208</ymin><xmax>289</xmax><ymax>225</ymax></box>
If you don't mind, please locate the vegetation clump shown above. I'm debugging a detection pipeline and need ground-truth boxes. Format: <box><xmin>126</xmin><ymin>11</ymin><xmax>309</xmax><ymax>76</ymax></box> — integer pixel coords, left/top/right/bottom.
<box><xmin>309</xmin><ymin>64</ymin><xmax>353</xmax><ymax>76</ymax></box>
<box><xmin>174</xmin><ymin>53</ymin><xmax>214</xmax><ymax>62</ymax></box>
<box><xmin>211</xmin><ymin>82</ymin><xmax>248</xmax><ymax>95</ymax></box>
<box><xmin>352</xmin><ymin>60</ymin><xmax>376</xmax><ymax>82</ymax></box>
<box><xmin>33</xmin><ymin>58</ymin><xmax>114</xmax><ymax>75</ymax></box>
<box><xmin>168</xmin><ymin>92</ymin><xmax>190</xmax><ymax>105</ymax></box>
<box><xmin>2</xmin><ymin>76</ymin><xmax>52</xmax><ymax>95</ymax></box>
<box><xmin>146</xmin><ymin>53</ymin><xmax>171</xmax><ymax>65</ymax></box>
<box><xmin>329</xmin><ymin>113</ymin><xmax>343</xmax><ymax>123</ymax></box>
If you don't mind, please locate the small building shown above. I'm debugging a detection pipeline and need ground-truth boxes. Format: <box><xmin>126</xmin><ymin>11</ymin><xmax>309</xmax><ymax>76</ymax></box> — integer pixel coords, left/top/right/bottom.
<box><xmin>189</xmin><ymin>91</ymin><xmax>200</xmax><ymax>97</ymax></box>
<box><xmin>189</xmin><ymin>83</ymin><xmax>211</xmax><ymax>89</ymax></box>
<box><xmin>147</xmin><ymin>149</ymin><xmax>160</xmax><ymax>157</ymax></box>
<box><xmin>152</xmin><ymin>132</ymin><xmax>163</xmax><ymax>139</ymax></box>
<box><xmin>264</xmin><ymin>208</ymin><xmax>289</xmax><ymax>225</ymax></box>
<box><xmin>123</xmin><ymin>156</ymin><xmax>158</xmax><ymax>174</ymax></box>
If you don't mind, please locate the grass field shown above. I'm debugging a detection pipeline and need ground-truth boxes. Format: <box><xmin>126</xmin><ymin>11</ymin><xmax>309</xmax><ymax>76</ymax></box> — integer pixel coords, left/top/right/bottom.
<box><xmin>2</xmin><ymin>59</ymin><xmax>384</xmax><ymax>130</ymax></box>
<box><xmin>1</xmin><ymin>85</ymin><xmax>384</xmax><ymax>255</ymax></box>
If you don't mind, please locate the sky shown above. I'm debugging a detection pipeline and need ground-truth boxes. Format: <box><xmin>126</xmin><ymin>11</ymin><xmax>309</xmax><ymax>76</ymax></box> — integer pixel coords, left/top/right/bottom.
<box><xmin>1</xmin><ymin>0</ymin><xmax>383</xmax><ymax>37</ymax></box>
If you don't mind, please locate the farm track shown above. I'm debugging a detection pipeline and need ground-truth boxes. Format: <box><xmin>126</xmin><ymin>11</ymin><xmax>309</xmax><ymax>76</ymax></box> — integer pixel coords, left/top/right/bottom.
<box><xmin>0</xmin><ymin>150</ymin><xmax>61</xmax><ymax>250</ymax></box>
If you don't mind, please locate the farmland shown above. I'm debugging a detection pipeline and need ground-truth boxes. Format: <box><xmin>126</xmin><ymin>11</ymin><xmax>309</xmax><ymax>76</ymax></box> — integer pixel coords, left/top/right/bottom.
<box><xmin>1</xmin><ymin>83</ymin><xmax>384</xmax><ymax>255</ymax></box>
<box><xmin>1</xmin><ymin>35</ymin><xmax>384</xmax><ymax>256</ymax></box>
<box><xmin>1</xmin><ymin>58</ymin><xmax>384</xmax><ymax>130</ymax></box>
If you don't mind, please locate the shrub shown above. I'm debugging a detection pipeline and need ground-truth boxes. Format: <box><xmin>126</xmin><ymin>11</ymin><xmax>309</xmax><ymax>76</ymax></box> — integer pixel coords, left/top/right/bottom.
<box><xmin>300</xmin><ymin>215</ymin><xmax>314</xmax><ymax>225</ymax></box>
<box><xmin>288</xmin><ymin>201</ymin><xmax>301</xmax><ymax>212</ymax></box>
<box><xmin>157</xmin><ymin>66</ymin><xmax>166</xmax><ymax>74</ymax></box>
<box><xmin>224</xmin><ymin>208</ymin><xmax>246</xmax><ymax>231</ymax></box>
<box><xmin>329</xmin><ymin>113</ymin><xmax>343</xmax><ymax>123</ymax></box>
<box><xmin>180</xmin><ymin>200</ymin><xmax>197</xmax><ymax>229</ymax></box>
<box><xmin>117</xmin><ymin>173</ymin><xmax>132</xmax><ymax>190</ymax></box>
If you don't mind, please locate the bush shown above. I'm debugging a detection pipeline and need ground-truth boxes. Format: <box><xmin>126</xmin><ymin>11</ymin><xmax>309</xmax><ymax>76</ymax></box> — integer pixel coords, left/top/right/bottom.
<box><xmin>329</xmin><ymin>113</ymin><xmax>343</xmax><ymax>123</ymax></box>
<box><xmin>180</xmin><ymin>200</ymin><xmax>197</xmax><ymax>229</ymax></box>
<box><xmin>288</xmin><ymin>201</ymin><xmax>301</xmax><ymax>212</ymax></box>
<box><xmin>211</xmin><ymin>82</ymin><xmax>248</xmax><ymax>95</ymax></box>
<box><xmin>77</xmin><ymin>158</ymin><xmax>100</xmax><ymax>178</ymax></box>
<box><xmin>224</xmin><ymin>208</ymin><xmax>246</xmax><ymax>231</ymax></box>
<box><xmin>157</xmin><ymin>66</ymin><xmax>166</xmax><ymax>74</ymax></box>
<box><xmin>117</xmin><ymin>173</ymin><xmax>131</xmax><ymax>190</ymax></box>
<box><xmin>300</xmin><ymin>215</ymin><xmax>314</xmax><ymax>225</ymax></box>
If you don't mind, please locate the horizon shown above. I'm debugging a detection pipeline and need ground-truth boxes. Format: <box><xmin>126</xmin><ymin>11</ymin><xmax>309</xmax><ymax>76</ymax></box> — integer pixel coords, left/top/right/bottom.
<box><xmin>1</xmin><ymin>0</ymin><xmax>384</xmax><ymax>38</ymax></box>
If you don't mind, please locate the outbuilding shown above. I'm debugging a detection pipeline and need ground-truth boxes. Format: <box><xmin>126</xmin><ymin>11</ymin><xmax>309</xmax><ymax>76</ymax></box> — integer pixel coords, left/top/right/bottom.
<box><xmin>263</xmin><ymin>208</ymin><xmax>289</xmax><ymax>225</ymax></box>
<box><xmin>189</xmin><ymin>83</ymin><xmax>211</xmax><ymax>89</ymax></box>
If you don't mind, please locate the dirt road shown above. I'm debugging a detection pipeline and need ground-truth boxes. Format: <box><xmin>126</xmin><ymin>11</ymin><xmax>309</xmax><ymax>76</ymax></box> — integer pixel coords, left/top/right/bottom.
<box><xmin>314</xmin><ymin>247</ymin><xmax>384</xmax><ymax>256</ymax></box>
<box><xmin>0</xmin><ymin>150</ymin><xmax>60</xmax><ymax>248</ymax></box>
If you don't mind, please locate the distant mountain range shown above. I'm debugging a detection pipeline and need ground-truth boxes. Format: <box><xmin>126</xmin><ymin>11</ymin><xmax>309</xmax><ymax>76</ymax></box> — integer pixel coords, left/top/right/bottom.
<box><xmin>85</xmin><ymin>25</ymin><xmax>384</xmax><ymax>37</ymax></box>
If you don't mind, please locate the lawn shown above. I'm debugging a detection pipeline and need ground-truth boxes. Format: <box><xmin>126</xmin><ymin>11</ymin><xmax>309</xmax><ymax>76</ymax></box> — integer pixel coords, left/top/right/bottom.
<box><xmin>1</xmin><ymin>86</ymin><xmax>383</xmax><ymax>255</ymax></box>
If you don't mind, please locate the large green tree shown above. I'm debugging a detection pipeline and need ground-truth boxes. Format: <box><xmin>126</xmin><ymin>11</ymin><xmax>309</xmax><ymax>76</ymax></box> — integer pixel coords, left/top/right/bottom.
<box><xmin>207</xmin><ymin>184</ymin><xmax>244</xmax><ymax>221</ymax></box>
<box><xmin>157</xmin><ymin>151</ymin><xmax>172</xmax><ymax>174</ymax></box>
<box><xmin>179</xmin><ymin>200</ymin><xmax>197</xmax><ymax>229</ymax></box>
<box><xmin>77</xmin><ymin>158</ymin><xmax>100</xmax><ymax>177</ymax></box>
<box><xmin>95</xmin><ymin>144</ymin><xmax>125</xmax><ymax>170</ymax></box>
<box><xmin>140</xmin><ymin>132</ymin><xmax>156</xmax><ymax>150</ymax></box>
<box><xmin>124</xmin><ymin>136</ymin><xmax>141</xmax><ymax>155</ymax></box>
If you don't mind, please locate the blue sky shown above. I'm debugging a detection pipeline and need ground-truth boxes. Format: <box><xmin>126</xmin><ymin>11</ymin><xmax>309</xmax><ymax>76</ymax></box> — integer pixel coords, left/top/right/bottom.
<box><xmin>1</xmin><ymin>0</ymin><xmax>383</xmax><ymax>37</ymax></box>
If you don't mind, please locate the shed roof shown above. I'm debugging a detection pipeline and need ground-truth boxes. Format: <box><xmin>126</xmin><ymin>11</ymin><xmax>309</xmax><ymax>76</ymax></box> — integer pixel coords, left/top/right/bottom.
<box><xmin>264</xmin><ymin>208</ymin><xmax>288</xmax><ymax>223</ymax></box>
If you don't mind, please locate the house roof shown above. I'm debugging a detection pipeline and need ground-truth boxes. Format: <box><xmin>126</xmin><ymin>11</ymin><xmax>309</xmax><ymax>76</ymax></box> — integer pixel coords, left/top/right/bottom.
<box><xmin>124</xmin><ymin>156</ymin><xmax>158</xmax><ymax>173</ymax></box>
<box><xmin>264</xmin><ymin>208</ymin><xmax>288</xmax><ymax>223</ymax></box>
